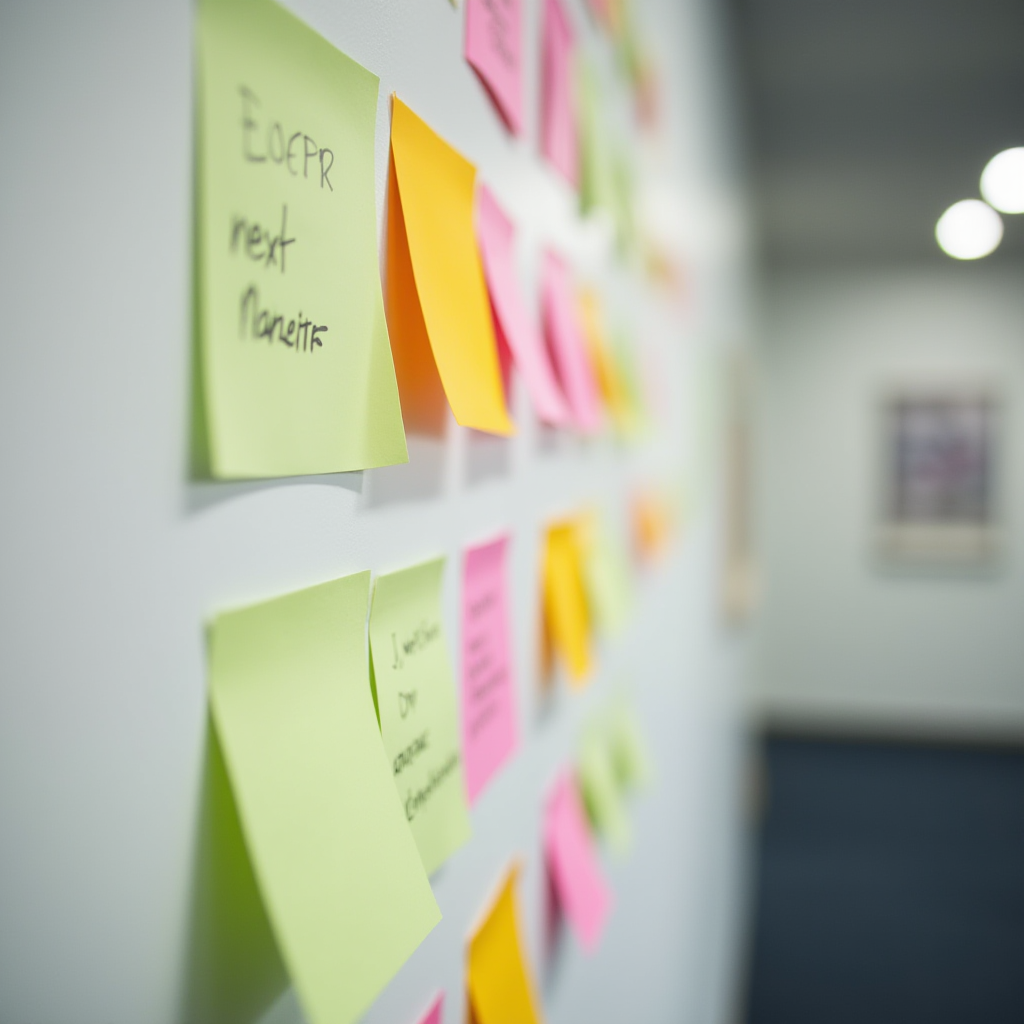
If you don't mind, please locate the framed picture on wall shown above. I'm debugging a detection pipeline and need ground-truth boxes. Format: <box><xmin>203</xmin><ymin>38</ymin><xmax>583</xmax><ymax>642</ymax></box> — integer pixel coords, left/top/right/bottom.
<box><xmin>876</xmin><ymin>385</ymin><xmax>1000</xmax><ymax>562</ymax></box>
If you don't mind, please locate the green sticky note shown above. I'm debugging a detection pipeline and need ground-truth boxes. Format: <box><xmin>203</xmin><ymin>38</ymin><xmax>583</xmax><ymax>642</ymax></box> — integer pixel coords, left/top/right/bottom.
<box><xmin>583</xmin><ymin>521</ymin><xmax>634</xmax><ymax>638</ymax></box>
<box><xmin>578</xmin><ymin>61</ymin><xmax>616</xmax><ymax>219</ymax></box>
<box><xmin>608</xmin><ymin>698</ymin><xmax>654</xmax><ymax>791</ymax></box>
<box><xmin>578</xmin><ymin>722</ymin><xmax>632</xmax><ymax>855</ymax></box>
<box><xmin>207</xmin><ymin>573</ymin><xmax>441</xmax><ymax>1024</ymax></box>
<box><xmin>195</xmin><ymin>0</ymin><xmax>407</xmax><ymax>478</ymax></box>
<box><xmin>368</xmin><ymin>558</ymin><xmax>472</xmax><ymax>875</ymax></box>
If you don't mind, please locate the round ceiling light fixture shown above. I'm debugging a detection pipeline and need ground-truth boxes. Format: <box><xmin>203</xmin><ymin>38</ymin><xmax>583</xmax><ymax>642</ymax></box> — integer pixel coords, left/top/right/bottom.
<box><xmin>935</xmin><ymin>199</ymin><xmax>1003</xmax><ymax>260</ymax></box>
<box><xmin>980</xmin><ymin>147</ymin><xmax>1024</xmax><ymax>214</ymax></box>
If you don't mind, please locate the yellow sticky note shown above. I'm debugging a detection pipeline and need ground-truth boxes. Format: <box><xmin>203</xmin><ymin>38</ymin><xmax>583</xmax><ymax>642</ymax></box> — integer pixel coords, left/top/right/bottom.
<box><xmin>543</xmin><ymin>521</ymin><xmax>592</xmax><ymax>687</ymax></box>
<box><xmin>207</xmin><ymin>573</ymin><xmax>441</xmax><ymax>1024</ymax></box>
<box><xmin>388</xmin><ymin>97</ymin><xmax>514</xmax><ymax>437</ymax></box>
<box><xmin>195</xmin><ymin>0</ymin><xmax>407</xmax><ymax>478</ymax></box>
<box><xmin>468</xmin><ymin>866</ymin><xmax>544</xmax><ymax>1024</ymax></box>
<box><xmin>577</xmin><ymin>290</ymin><xmax>632</xmax><ymax>436</ymax></box>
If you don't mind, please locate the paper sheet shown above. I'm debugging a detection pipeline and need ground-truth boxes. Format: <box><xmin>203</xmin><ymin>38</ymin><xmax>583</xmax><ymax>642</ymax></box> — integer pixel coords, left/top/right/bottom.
<box><xmin>578</xmin><ymin>722</ymin><xmax>631</xmax><ymax>853</ymax></box>
<box><xmin>467</xmin><ymin>866</ymin><xmax>544</xmax><ymax>1024</ymax></box>
<box><xmin>577</xmin><ymin>289</ymin><xmax>632</xmax><ymax>435</ymax></box>
<box><xmin>578</xmin><ymin>514</ymin><xmax>633</xmax><ymax>637</ymax></box>
<box><xmin>414</xmin><ymin>992</ymin><xmax>444</xmax><ymax>1024</ymax></box>
<box><xmin>206</xmin><ymin>574</ymin><xmax>441</xmax><ymax>1024</ymax></box>
<box><xmin>608</xmin><ymin>699</ymin><xmax>653</xmax><ymax>791</ymax></box>
<box><xmin>540</xmin><ymin>0</ymin><xmax>578</xmax><ymax>186</ymax></box>
<box><xmin>476</xmin><ymin>187</ymin><xmax>570</xmax><ymax>427</ymax></box>
<box><xmin>465</xmin><ymin>0</ymin><xmax>523</xmax><ymax>134</ymax></box>
<box><xmin>542</xmin><ymin>521</ymin><xmax>592</xmax><ymax>686</ymax></box>
<box><xmin>369</xmin><ymin>558</ymin><xmax>472</xmax><ymax>875</ymax></box>
<box><xmin>388</xmin><ymin>97</ymin><xmax>514</xmax><ymax>436</ymax></box>
<box><xmin>461</xmin><ymin>536</ymin><xmax>519</xmax><ymax>802</ymax></box>
<box><xmin>195</xmin><ymin>0</ymin><xmax>406</xmax><ymax>478</ymax></box>
<box><xmin>578</xmin><ymin>61</ymin><xmax>615</xmax><ymax>217</ymax></box>
<box><xmin>544</xmin><ymin>769</ymin><xmax>612</xmax><ymax>951</ymax></box>
<box><xmin>541</xmin><ymin>253</ymin><xmax>602</xmax><ymax>433</ymax></box>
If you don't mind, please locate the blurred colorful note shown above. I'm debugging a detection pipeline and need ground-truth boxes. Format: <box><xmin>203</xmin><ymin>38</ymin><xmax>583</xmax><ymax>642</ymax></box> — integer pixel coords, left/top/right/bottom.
<box><xmin>609</xmin><ymin>698</ymin><xmax>653</xmax><ymax>791</ymax></box>
<box><xmin>206</xmin><ymin>574</ymin><xmax>441</xmax><ymax>1024</ymax></box>
<box><xmin>542</xmin><ymin>521</ymin><xmax>592</xmax><ymax>686</ymax></box>
<box><xmin>465</xmin><ymin>0</ymin><xmax>523</xmax><ymax>134</ymax></box>
<box><xmin>540</xmin><ymin>0</ymin><xmax>578</xmax><ymax>186</ymax></box>
<box><xmin>462</xmin><ymin>537</ymin><xmax>519</xmax><ymax>803</ymax></box>
<box><xmin>541</xmin><ymin>253</ymin><xmax>602</xmax><ymax>433</ymax></box>
<box><xmin>468</xmin><ymin>866</ymin><xmax>544</xmax><ymax>1024</ymax></box>
<box><xmin>578</xmin><ymin>290</ymin><xmax>633</xmax><ymax>435</ymax></box>
<box><xmin>476</xmin><ymin>187</ymin><xmax>570</xmax><ymax>426</ymax></box>
<box><xmin>369</xmin><ymin>559</ymin><xmax>472</xmax><ymax>875</ymax></box>
<box><xmin>578</xmin><ymin>722</ymin><xmax>631</xmax><ymax>853</ymax></box>
<box><xmin>544</xmin><ymin>769</ymin><xmax>612</xmax><ymax>951</ymax></box>
<box><xmin>388</xmin><ymin>97</ymin><xmax>513</xmax><ymax>437</ymax></box>
<box><xmin>414</xmin><ymin>992</ymin><xmax>444</xmax><ymax>1024</ymax></box>
<box><xmin>195</xmin><ymin>0</ymin><xmax>406</xmax><ymax>478</ymax></box>
<box><xmin>579</xmin><ymin>515</ymin><xmax>633</xmax><ymax>637</ymax></box>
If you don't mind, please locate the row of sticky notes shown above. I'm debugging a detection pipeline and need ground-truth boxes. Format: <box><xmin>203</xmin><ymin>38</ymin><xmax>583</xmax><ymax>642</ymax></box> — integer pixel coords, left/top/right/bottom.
<box><xmin>194</xmin><ymin>0</ymin><xmax>646</xmax><ymax>480</ymax></box>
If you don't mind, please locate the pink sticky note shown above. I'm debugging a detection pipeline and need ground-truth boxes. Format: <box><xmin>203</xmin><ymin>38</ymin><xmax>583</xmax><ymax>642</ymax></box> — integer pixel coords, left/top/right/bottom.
<box><xmin>462</xmin><ymin>537</ymin><xmax>519</xmax><ymax>803</ymax></box>
<box><xmin>545</xmin><ymin>769</ymin><xmax>612</xmax><ymax>951</ymax></box>
<box><xmin>415</xmin><ymin>993</ymin><xmax>444</xmax><ymax>1024</ymax></box>
<box><xmin>476</xmin><ymin>186</ymin><xmax>571</xmax><ymax>427</ymax></box>
<box><xmin>540</xmin><ymin>0</ymin><xmax>578</xmax><ymax>186</ymax></box>
<box><xmin>465</xmin><ymin>0</ymin><xmax>523</xmax><ymax>135</ymax></box>
<box><xmin>541</xmin><ymin>252</ymin><xmax>602</xmax><ymax>433</ymax></box>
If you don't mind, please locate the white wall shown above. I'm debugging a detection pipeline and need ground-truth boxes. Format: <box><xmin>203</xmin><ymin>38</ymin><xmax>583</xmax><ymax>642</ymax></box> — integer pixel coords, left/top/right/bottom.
<box><xmin>755</xmin><ymin>264</ymin><xmax>1024</xmax><ymax>738</ymax></box>
<box><xmin>0</xmin><ymin>2</ymin><xmax>751</xmax><ymax>1024</ymax></box>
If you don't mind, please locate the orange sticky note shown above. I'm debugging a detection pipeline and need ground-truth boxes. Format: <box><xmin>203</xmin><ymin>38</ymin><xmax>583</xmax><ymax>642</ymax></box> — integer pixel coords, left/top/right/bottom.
<box><xmin>542</xmin><ymin>521</ymin><xmax>591</xmax><ymax>687</ymax></box>
<box><xmin>388</xmin><ymin>97</ymin><xmax>514</xmax><ymax>437</ymax></box>
<box><xmin>467</xmin><ymin>866</ymin><xmax>544</xmax><ymax>1024</ymax></box>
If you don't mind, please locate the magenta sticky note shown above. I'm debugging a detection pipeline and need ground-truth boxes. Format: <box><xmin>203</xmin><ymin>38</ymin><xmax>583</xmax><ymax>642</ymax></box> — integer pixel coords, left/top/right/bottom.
<box><xmin>545</xmin><ymin>769</ymin><xmax>612</xmax><ymax>951</ymax></box>
<box><xmin>476</xmin><ymin>186</ymin><xmax>571</xmax><ymax>427</ymax></box>
<box><xmin>540</xmin><ymin>0</ymin><xmax>578</xmax><ymax>186</ymax></box>
<box><xmin>465</xmin><ymin>0</ymin><xmax>523</xmax><ymax>135</ymax></box>
<box><xmin>462</xmin><ymin>536</ymin><xmax>519</xmax><ymax>803</ymax></box>
<box><xmin>541</xmin><ymin>251</ymin><xmax>602</xmax><ymax>433</ymax></box>
<box><xmin>415</xmin><ymin>993</ymin><xmax>444</xmax><ymax>1024</ymax></box>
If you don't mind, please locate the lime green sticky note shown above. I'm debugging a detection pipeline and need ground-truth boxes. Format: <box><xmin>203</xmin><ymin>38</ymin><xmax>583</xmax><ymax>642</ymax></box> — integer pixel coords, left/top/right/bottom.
<box><xmin>582</xmin><ymin>519</ymin><xmax>634</xmax><ymax>638</ymax></box>
<box><xmin>195</xmin><ymin>0</ymin><xmax>407</xmax><ymax>478</ymax></box>
<box><xmin>578</xmin><ymin>722</ymin><xmax>631</xmax><ymax>855</ymax></box>
<box><xmin>207</xmin><ymin>573</ymin><xmax>441</xmax><ymax>1024</ymax></box>
<box><xmin>368</xmin><ymin>558</ymin><xmax>472</xmax><ymax>875</ymax></box>
<box><xmin>608</xmin><ymin>698</ymin><xmax>654</xmax><ymax>791</ymax></box>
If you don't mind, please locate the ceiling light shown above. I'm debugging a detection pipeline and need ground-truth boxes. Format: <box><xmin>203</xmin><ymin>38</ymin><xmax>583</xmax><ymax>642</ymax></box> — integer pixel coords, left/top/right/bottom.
<box><xmin>980</xmin><ymin>147</ymin><xmax>1024</xmax><ymax>214</ymax></box>
<box><xmin>935</xmin><ymin>200</ymin><xmax>1003</xmax><ymax>260</ymax></box>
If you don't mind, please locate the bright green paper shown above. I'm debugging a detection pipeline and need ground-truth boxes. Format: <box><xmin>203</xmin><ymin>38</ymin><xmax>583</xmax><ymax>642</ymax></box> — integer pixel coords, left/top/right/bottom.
<box><xmin>196</xmin><ymin>0</ymin><xmax>407</xmax><ymax>478</ymax></box>
<box><xmin>583</xmin><ymin>521</ymin><xmax>634</xmax><ymax>637</ymax></box>
<box><xmin>207</xmin><ymin>573</ymin><xmax>441</xmax><ymax>1024</ymax></box>
<box><xmin>368</xmin><ymin>558</ymin><xmax>472</xmax><ymax>875</ymax></box>
<box><xmin>578</xmin><ymin>722</ymin><xmax>632</xmax><ymax>855</ymax></box>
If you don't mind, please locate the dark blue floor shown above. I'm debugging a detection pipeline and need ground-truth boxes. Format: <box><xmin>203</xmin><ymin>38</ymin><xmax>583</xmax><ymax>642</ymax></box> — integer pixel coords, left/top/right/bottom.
<box><xmin>745</xmin><ymin>736</ymin><xmax>1024</xmax><ymax>1024</ymax></box>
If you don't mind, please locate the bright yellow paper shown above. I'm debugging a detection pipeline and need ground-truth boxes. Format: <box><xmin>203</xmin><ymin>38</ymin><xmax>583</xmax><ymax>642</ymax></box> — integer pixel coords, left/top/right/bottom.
<box><xmin>368</xmin><ymin>558</ymin><xmax>472</xmax><ymax>875</ymax></box>
<box><xmin>195</xmin><ymin>0</ymin><xmax>407</xmax><ymax>478</ymax></box>
<box><xmin>207</xmin><ymin>573</ymin><xmax>441</xmax><ymax>1024</ymax></box>
<box><xmin>543</xmin><ymin>521</ymin><xmax>592</xmax><ymax>687</ymax></box>
<box><xmin>467</xmin><ymin>865</ymin><xmax>544</xmax><ymax>1024</ymax></box>
<box><xmin>388</xmin><ymin>97</ymin><xmax>514</xmax><ymax>436</ymax></box>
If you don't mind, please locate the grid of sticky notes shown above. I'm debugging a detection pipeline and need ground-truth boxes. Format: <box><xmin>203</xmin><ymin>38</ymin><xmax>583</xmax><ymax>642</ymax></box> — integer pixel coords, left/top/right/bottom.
<box><xmin>194</xmin><ymin>0</ymin><xmax>675</xmax><ymax>1023</ymax></box>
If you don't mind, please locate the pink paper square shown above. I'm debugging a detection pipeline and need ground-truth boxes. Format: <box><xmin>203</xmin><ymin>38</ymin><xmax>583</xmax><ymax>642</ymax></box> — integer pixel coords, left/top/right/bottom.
<box><xmin>545</xmin><ymin>769</ymin><xmax>612</xmax><ymax>951</ymax></box>
<box><xmin>465</xmin><ymin>0</ymin><xmax>523</xmax><ymax>135</ymax></box>
<box><xmin>462</xmin><ymin>536</ymin><xmax>519</xmax><ymax>803</ymax></box>
<box><xmin>541</xmin><ymin>251</ymin><xmax>602</xmax><ymax>432</ymax></box>
<box><xmin>476</xmin><ymin>186</ymin><xmax>571</xmax><ymax>426</ymax></box>
<box><xmin>540</xmin><ymin>0</ymin><xmax>578</xmax><ymax>186</ymax></box>
<box><xmin>415</xmin><ymin>993</ymin><xmax>444</xmax><ymax>1024</ymax></box>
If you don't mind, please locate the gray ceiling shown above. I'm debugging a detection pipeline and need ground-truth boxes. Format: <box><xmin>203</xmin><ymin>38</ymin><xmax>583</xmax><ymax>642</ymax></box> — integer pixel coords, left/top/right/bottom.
<box><xmin>727</xmin><ymin>0</ymin><xmax>1024</xmax><ymax>267</ymax></box>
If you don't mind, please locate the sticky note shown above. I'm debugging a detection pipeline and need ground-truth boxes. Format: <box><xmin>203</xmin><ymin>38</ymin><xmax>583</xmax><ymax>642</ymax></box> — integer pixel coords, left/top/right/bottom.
<box><xmin>468</xmin><ymin>866</ymin><xmax>544</xmax><ymax>1024</ymax></box>
<box><xmin>578</xmin><ymin>514</ymin><xmax>633</xmax><ymax>637</ymax></box>
<box><xmin>632</xmin><ymin>488</ymin><xmax>675</xmax><ymax>562</ymax></box>
<box><xmin>414</xmin><ymin>992</ymin><xmax>444</xmax><ymax>1024</ymax></box>
<box><xmin>542</xmin><ymin>521</ymin><xmax>592</xmax><ymax>686</ymax></box>
<box><xmin>462</xmin><ymin>536</ymin><xmax>519</xmax><ymax>802</ymax></box>
<box><xmin>388</xmin><ymin>97</ymin><xmax>514</xmax><ymax>437</ymax></box>
<box><xmin>195</xmin><ymin>0</ymin><xmax>406</xmax><ymax>479</ymax></box>
<box><xmin>368</xmin><ymin>559</ymin><xmax>472</xmax><ymax>875</ymax></box>
<box><xmin>578</xmin><ymin>61</ymin><xmax>615</xmax><ymax>217</ymax></box>
<box><xmin>207</xmin><ymin>574</ymin><xmax>441</xmax><ymax>1024</ymax></box>
<box><xmin>540</xmin><ymin>0</ymin><xmax>578</xmax><ymax>186</ymax></box>
<box><xmin>541</xmin><ymin>253</ymin><xmax>602</xmax><ymax>433</ymax></box>
<box><xmin>476</xmin><ymin>187</ymin><xmax>570</xmax><ymax>427</ymax></box>
<box><xmin>578</xmin><ymin>723</ymin><xmax>631</xmax><ymax>853</ymax></box>
<box><xmin>577</xmin><ymin>289</ymin><xmax>632</xmax><ymax>435</ymax></box>
<box><xmin>544</xmin><ymin>769</ymin><xmax>612</xmax><ymax>951</ymax></box>
<box><xmin>608</xmin><ymin>699</ymin><xmax>653</xmax><ymax>791</ymax></box>
<box><xmin>465</xmin><ymin>0</ymin><xmax>523</xmax><ymax>134</ymax></box>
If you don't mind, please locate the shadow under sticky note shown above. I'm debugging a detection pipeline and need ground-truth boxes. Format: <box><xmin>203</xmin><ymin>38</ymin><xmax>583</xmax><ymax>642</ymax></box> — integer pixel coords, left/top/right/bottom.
<box><xmin>468</xmin><ymin>866</ymin><xmax>544</xmax><ymax>1024</ymax></box>
<box><xmin>206</xmin><ymin>573</ymin><xmax>441</xmax><ymax>1024</ymax></box>
<box><xmin>388</xmin><ymin>97</ymin><xmax>514</xmax><ymax>437</ymax></box>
